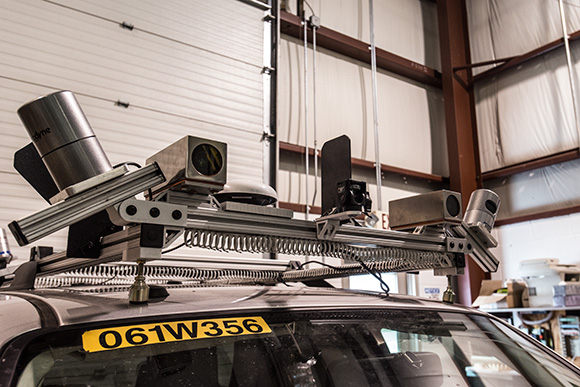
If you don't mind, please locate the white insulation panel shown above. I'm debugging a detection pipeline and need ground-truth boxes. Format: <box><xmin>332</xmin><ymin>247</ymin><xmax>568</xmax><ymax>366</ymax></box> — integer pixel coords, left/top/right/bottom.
<box><xmin>278</xmin><ymin>36</ymin><xmax>448</xmax><ymax>177</ymax></box>
<box><xmin>0</xmin><ymin>0</ymin><xmax>266</xmax><ymax>263</ymax></box>
<box><xmin>467</xmin><ymin>0</ymin><xmax>580</xmax><ymax>219</ymax></box>
<box><xmin>283</xmin><ymin>0</ymin><xmax>441</xmax><ymax>70</ymax></box>
<box><xmin>468</xmin><ymin>0</ymin><xmax>580</xmax><ymax>172</ymax></box>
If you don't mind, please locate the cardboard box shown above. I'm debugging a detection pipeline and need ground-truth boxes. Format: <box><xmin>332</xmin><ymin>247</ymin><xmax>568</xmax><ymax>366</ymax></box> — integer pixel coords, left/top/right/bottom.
<box><xmin>506</xmin><ymin>280</ymin><xmax>527</xmax><ymax>308</ymax></box>
<box><xmin>472</xmin><ymin>280</ymin><xmax>527</xmax><ymax>309</ymax></box>
<box><xmin>472</xmin><ymin>280</ymin><xmax>506</xmax><ymax>309</ymax></box>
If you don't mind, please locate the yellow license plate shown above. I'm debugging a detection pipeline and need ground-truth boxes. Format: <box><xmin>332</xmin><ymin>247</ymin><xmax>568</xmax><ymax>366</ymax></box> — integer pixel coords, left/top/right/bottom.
<box><xmin>82</xmin><ymin>316</ymin><xmax>271</xmax><ymax>353</ymax></box>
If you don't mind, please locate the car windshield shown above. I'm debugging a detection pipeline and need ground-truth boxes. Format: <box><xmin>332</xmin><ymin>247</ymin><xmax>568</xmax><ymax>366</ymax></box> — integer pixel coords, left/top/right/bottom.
<box><xmin>12</xmin><ymin>309</ymin><xmax>580</xmax><ymax>387</ymax></box>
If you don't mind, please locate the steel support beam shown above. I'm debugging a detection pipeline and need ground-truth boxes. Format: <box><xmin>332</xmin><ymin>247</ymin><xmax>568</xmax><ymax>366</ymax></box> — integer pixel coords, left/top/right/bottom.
<box><xmin>279</xmin><ymin>141</ymin><xmax>448</xmax><ymax>185</ymax></box>
<box><xmin>483</xmin><ymin>148</ymin><xmax>580</xmax><ymax>181</ymax></box>
<box><xmin>474</xmin><ymin>30</ymin><xmax>580</xmax><ymax>84</ymax></box>
<box><xmin>437</xmin><ymin>0</ymin><xmax>486</xmax><ymax>306</ymax></box>
<box><xmin>279</xmin><ymin>11</ymin><xmax>442</xmax><ymax>88</ymax></box>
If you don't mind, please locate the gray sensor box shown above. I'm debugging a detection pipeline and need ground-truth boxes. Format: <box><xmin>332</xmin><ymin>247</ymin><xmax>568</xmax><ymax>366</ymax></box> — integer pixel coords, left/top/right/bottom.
<box><xmin>389</xmin><ymin>190</ymin><xmax>462</xmax><ymax>231</ymax></box>
<box><xmin>146</xmin><ymin>136</ymin><xmax>227</xmax><ymax>195</ymax></box>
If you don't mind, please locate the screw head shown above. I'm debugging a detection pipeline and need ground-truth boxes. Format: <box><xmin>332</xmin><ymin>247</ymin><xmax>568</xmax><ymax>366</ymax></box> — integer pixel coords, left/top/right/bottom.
<box><xmin>149</xmin><ymin>207</ymin><xmax>160</xmax><ymax>218</ymax></box>
<box><xmin>126</xmin><ymin>205</ymin><xmax>137</xmax><ymax>216</ymax></box>
<box><xmin>172</xmin><ymin>210</ymin><xmax>183</xmax><ymax>220</ymax></box>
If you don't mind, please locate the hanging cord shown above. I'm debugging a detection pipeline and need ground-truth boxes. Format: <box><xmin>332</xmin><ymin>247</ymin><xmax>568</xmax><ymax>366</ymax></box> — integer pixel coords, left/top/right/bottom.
<box><xmin>354</xmin><ymin>256</ymin><xmax>390</xmax><ymax>295</ymax></box>
<box><xmin>300</xmin><ymin>256</ymin><xmax>390</xmax><ymax>295</ymax></box>
<box><xmin>298</xmin><ymin>260</ymin><xmax>352</xmax><ymax>271</ymax></box>
<box><xmin>368</xmin><ymin>0</ymin><xmax>382</xmax><ymax>211</ymax></box>
<box><xmin>303</xmin><ymin>10</ymin><xmax>310</xmax><ymax>218</ymax></box>
<box><xmin>311</xmin><ymin>16</ymin><xmax>319</xmax><ymax>209</ymax></box>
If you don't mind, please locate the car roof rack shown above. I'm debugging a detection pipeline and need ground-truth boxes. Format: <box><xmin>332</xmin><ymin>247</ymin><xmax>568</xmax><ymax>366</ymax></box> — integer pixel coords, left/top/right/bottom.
<box><xmin>3</xmin><ymin>92</ymin><xmax>502</xmax><ymax>304</ymax></box>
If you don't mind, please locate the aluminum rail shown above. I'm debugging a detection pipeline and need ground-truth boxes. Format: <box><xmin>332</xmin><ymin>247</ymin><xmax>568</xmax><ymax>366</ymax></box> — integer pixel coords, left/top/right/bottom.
<box><xmin>185</xmin><ymin>207</ymin><xmax>447</xmax><ymax>252</ymax></box>
<box><xmin>8</xmin><ymin>163</ymin><xmax>165</xmax><ymax>246</ymax></box>
<box><xmin>31</xmin><ymin>226</ymin><xmax>145</xmax><ymax>275</ymax></box>
<box><xmin>28</xmin><ymin>206</ymin><xmax>451</xmax><ymax>279</ymax></box>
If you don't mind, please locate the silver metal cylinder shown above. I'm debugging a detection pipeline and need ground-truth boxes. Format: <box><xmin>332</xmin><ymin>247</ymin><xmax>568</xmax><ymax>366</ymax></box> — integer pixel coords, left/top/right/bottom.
<box><xmin>464</xmin><ymin>189</ymin><xmax>501</xmax><ymax>232</ymax></box>
<box><xmin>18</xmin><ymin>90</ymin><xmax>112</xmax><ymax>191</ymax></box>
<box><xmin>0</xmin><ymin>228</ymin><xmax>13</xmax><ymax>263</ymax></box>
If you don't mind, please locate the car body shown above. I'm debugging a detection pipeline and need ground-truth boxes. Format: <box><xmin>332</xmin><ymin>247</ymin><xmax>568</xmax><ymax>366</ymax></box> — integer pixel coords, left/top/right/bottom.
<box><xmin>1</xmin><ymin>283</ymin><xmax>579</xmax><ymax>386</ymax></box>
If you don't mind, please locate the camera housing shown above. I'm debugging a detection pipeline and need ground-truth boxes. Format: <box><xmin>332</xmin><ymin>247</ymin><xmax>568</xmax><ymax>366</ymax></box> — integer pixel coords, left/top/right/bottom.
<box><xmin>17</xmin><ymin>90</ymin><xmax>112</xmax><ymax>191</ymax></box>
<box><xmin>337</xmin><ymin>179</ymin><xmax>372</xmax><ymax>213</ymax></box>
<box><xmin>146</xmin><ymin>136</ymin><xmax>227</xmax><ymax>195</ymax></box>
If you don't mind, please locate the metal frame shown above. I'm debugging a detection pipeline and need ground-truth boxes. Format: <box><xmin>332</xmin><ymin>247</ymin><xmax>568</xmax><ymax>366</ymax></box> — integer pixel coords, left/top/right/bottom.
<box><xmin>473</xmin><ymin>30</ymin><xmax>580</xmax><ymax>84</ymax></box>
<box><xmin>279</xmin><ymin>11</ymin><xmax>442</xmax><ymax>88</ymax></box>
<box><xmin>437</xmin><ymin>0</ymin><xmax>486</xmax><ymax>305</ymax></box>
<box><xmin>279</xmin><ymin>142</ymin><xmax>448</xmax><ymax>184</ymax></box>
<box><xmin>3</xmin><ymin>184</ymin><xmax>501</xmax><ymax>301</ymax></box>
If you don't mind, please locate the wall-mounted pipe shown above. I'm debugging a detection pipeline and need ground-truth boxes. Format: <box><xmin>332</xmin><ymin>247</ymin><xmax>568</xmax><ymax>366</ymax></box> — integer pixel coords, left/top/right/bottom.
<box><xmin>303</xmin><ymin>17</ymin><xmax>310</xmax><ymax>218</ymax></box>
<box><xmin>369</xmin><ymin>0</ymin><xmax>382</xmax><ymax>211</ymax></box>
<box><xmin>558</xmin><ymin>0</ymin><xmax>580</xmax><ymax>150</ymax></box>
<box><xmin>311</xmin><ymin>20</ymin><xmax>319</xmax><ymax>209</ymax></box>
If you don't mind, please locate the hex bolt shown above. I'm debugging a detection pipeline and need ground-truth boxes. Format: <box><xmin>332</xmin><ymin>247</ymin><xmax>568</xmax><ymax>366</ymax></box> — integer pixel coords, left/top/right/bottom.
<box><xmin>149</xmin><ymin>207</ymin><xmax>160</xmax><ymax>218</ymax></box>
<box><xmin>126</xmin><ymin>205</ymin><xmax>137</xmax><ymax>216</ymax></box>
<box><xmin>172</xmin><ymin>210</ymin><xmax>183</xmax><ymax>220</ymax></box>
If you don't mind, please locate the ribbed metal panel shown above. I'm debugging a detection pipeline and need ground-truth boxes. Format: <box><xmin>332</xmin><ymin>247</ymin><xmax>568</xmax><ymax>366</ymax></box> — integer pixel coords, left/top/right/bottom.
<box><xmin>0</xmin><ymin>0</ymin><xmax>266</xmax><ymax>263</ymax></box>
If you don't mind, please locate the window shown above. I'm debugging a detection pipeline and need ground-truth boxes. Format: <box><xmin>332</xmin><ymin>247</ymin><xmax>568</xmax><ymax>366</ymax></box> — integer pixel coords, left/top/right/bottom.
<box><xmin>11</xmin><ymin>310</ymin><xmax>580</xmax><ymax>386</ymax></box>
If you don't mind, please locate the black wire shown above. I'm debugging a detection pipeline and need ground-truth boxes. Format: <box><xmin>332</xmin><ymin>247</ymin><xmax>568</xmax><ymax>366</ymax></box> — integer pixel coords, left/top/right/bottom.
<box><xmin>298</xmin><ymin>260</ymin><xmax>352</xmax><ymax>271</ymax></box>
<box><xmin>354</xmin><ymin>257</ymin><xmax>390</xmax><ymax>295</ymax></box>
<box><xmin>162</xmin><ymin>242</ymin><xmax>186</xmax><ymax>254</ymax></box>
<box><xmin>113</xmin><ymin>161</ymin><xmax>142</xmax><ymax>169</ymax></box>
<box><xmin>95</xmin><ymin>274</ymin><xmax>119</xmax><ymax>286</ymax></box>
<box><xmin>297</xmin><ymin>259</ymin><xmax>390</xmax><ymax>295</ymax></box>
<box><xmin>112</xmin><ymin>162</ymin><xmax>153</xmax><ymax>200</ymax></box>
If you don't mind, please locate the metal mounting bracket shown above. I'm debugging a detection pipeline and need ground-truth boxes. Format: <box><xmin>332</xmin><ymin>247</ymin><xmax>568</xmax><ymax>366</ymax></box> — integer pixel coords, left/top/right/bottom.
<box><xmin>315</xmin><ymin>211</ymin><xmax>361</xmax><ymax>240</ymax></box>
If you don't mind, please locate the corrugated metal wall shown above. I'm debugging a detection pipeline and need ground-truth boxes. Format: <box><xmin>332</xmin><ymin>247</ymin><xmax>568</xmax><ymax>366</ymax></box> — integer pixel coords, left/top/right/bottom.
<box><xmin>277</xmin><ymin>0</ymin><xmax>447</xmax><ymax>211</ymax></box>
<box><xmin>0</xmin><ymin>0</ymin><xmax>268</xmax><ymax>263</ymax></box>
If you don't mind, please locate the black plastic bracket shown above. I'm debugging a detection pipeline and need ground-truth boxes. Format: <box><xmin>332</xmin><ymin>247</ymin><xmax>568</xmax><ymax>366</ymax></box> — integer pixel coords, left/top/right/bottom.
<box><xmin>9</xmin><ymin>261</ymin><xmax>38</xmax><ymax>290</ymax></box>
<box><xmin>66</xmin><ymin>211</ymin><xmax>122</xmax><ymax>258</ymax></box>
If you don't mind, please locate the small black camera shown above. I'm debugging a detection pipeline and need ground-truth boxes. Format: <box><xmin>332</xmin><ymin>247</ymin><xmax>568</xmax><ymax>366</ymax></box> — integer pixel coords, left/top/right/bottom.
<box><xmin>337</xmin><ymin>179</ymin><xmax>372</xmax><ymax>213</ymax></box>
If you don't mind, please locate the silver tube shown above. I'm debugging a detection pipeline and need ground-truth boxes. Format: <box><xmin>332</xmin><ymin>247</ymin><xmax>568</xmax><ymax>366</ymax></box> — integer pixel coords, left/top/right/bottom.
<box><xmin>303</xmin><ymin>19</ymin><xmax>310</xmax><ymax>217</ymax></box>
<box><xmin>558</xmin><ymin>0</ymin><xmax>580</xmax><ymax>149</ymax></box>
<box><xmin>312</xmin><ymin>24</ymin><xmax>319</xmax><ymax>208</ymax></box>
<box><xmin>18</xmin><ymin>90</ymin><xmax>112</xmax><ymax>191</ymax></box>
<box><xmin>369</xmin><ymin>0</ymin><xmax>382</xmax><ymax>210</ymax></box>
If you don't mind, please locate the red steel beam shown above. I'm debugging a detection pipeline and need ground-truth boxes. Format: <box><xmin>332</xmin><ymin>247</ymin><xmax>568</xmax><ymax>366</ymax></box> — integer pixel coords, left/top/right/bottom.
<box><xmin>279</xmin><ymin>201</ymin><xmax>322</xmax><ymax>215</ymax></box>
<box><xmin>437</xmin><ymin>0</ymin><xmax>486</xmax><ymax>306</ymax></box>
<box><xmin>474</xmin><ymin>30</ymin><xmax>580</xmax><ymax>83</ymax></box>
<box><xmin>495</xmin><ymin>204</ymin><xmax>580</xmax><ymax>227</ymax></box>
<box><xmin>279</xmin><ymin>141</ymin><xmax>448</xmax><ymax>184</ymax></box>
<box><xmin>482</xmin><ymin>148</ymin><xmax>580</xmax><ymax>181</ymax></box>
<box><xmin>279</xmin><ymin>11</ymin><xmax>442</xmax><ymax>88</ymax></box>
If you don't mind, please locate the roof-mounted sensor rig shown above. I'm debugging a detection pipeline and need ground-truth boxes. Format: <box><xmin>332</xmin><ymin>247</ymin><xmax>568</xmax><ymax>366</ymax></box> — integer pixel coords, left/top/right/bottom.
<box><xmin>4</xmin><ymin>91</ymin><xmax>501</xmax><ymax>304</ymax></box>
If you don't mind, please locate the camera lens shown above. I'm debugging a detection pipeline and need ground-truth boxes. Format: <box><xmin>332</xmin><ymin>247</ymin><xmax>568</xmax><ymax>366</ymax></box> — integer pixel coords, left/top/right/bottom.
<box><xmin>351</xmin><ymin>185</ymin><xmax>364</xmax><ymax>205</ymax></box>
<box><xmin>191</xmin><ymin>144</ymin><xmax>223</xmax><ymax>176</ymax></box>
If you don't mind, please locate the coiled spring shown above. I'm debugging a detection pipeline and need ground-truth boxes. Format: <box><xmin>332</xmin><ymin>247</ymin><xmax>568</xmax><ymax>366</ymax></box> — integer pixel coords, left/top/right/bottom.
<box><xmin>35</xmin><ymin>263</ymin><xmax>282</xmax><ymax>288</ymax></box>
<box><xmin>34</xmin><ymin>228</ymin><xmax>452</xmax><ymax>289</ymax></box>
<box><xmin>184</xmin><ymin>228</ymin><xmax>449</xmax><ymax>265</ymax></box>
